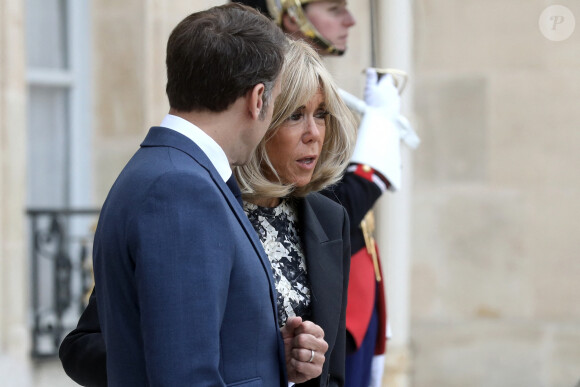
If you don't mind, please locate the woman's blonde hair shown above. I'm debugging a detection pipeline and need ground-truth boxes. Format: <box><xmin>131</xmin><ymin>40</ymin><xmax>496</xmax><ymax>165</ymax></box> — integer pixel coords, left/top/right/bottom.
<box><xmin>235</xmin><ymin>39</ymin><xmax>356</xmax><ymax>200</ymax></box>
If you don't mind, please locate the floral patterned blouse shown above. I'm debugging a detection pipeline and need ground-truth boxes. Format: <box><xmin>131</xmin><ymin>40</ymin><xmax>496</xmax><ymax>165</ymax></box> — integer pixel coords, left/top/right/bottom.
<box><xmin>244</xmin><ymin>199</ymin><xmax>311</xmax><ymax>327</ymax></box>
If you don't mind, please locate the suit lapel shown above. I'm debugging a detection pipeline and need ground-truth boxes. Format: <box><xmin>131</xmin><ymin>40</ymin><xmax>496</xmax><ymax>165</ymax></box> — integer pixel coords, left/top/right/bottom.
<box><xmin>141</xmin><ymin>127</ymin><xmax>281</xmax><ymax>323</ymax></box>
<box><xmin>299</xmin><ymin>196</ymin><xmax>344</xmax><ymax>347</ymax></box>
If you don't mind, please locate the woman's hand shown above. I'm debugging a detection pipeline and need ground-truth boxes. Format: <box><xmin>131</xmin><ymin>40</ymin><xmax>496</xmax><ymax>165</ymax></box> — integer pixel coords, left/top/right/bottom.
<box><xmin>280</xmin><ymin>317</ymin><xmax>329</xmax><ymax>384</ymax></box>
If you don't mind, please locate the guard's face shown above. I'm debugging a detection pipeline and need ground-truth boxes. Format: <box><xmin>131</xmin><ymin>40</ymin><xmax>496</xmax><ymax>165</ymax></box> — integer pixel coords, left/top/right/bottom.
<box><xmin>265</xmin><ymin>89</ymin><xmax>327</xmax><ymax>187</ymax></box>
<box><xmin>304</xmin><ymin>1</ymin><xmax>356</xmax><ymax>52</ymax></box>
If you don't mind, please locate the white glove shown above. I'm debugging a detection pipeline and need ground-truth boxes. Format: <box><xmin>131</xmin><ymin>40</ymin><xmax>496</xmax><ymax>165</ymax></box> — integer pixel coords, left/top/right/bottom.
<box><xmin>350</xmin><ymin>69</ymin><xmax>403</xmax><ymax>191</ymax></box>
<box><xmin>364</xmin><ymin>68</ymin><xmax>401</xmax><ymax>119</ymax></box>
<box><xmin>338</xmin><ymin>87</ymin><xmax>420</xmax><ymax>152</ymax></box>
<box><xmin>351</xmin><ymin>109</ymin><xmax>402</xmax><ymax>191</ymax></box>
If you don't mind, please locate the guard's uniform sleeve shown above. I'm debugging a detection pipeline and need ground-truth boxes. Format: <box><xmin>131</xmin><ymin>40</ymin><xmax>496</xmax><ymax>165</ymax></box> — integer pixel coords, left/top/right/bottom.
<box><xmin>321</xmin><ymin>164</ymin><xmax>387</xmax><ymax>237</ymax></box>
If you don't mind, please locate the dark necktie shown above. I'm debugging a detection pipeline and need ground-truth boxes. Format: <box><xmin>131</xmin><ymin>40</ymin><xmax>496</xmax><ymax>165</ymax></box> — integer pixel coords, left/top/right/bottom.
<box><xmin>226</xmin><ymin>175</ymin><xmax>243</xmax><ymax>207</ymax></box>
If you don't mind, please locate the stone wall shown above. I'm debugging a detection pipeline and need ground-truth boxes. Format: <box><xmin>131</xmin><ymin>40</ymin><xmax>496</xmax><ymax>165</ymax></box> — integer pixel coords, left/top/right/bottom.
<box><xmin>411</xmin><ymin>1</ymin><xmax>580</xmax><ymax>386</ymax></box>
<box><xmin>92</xmin><ymin>0</ymin><xmax>224</xmax><ymax>202</ymax></box>
<box><xmin>0</xmin><ymin>0</ymin><xmax>31</xmax><ymax>385</ymax></box>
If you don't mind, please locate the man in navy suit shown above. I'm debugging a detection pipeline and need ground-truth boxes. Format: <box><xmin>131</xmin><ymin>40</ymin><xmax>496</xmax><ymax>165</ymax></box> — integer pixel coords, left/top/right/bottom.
<box><xmin>92</xmin><ymin>4</ymin><xmax>291</xmax><ymax>385</ymax></box>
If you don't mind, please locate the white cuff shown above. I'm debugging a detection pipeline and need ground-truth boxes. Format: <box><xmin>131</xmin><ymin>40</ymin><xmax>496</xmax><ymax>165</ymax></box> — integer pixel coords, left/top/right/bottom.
<box><xmin>369</xmin><ymin>355</ymin><xmax>386</xmax><ymax>387</ymax></box>
<box><xmin>350</xmin><ymin>107</ymin><xmax>402</xmax><ymax>191</ymax></box>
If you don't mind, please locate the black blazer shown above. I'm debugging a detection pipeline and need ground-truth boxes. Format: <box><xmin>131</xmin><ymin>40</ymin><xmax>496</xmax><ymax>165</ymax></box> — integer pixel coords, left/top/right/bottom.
<box><xmin>296</xmin><ymin>193</ymin><xmax>350</xmax><ymax>387</ymax></box>
<box><xmin>60</xmin><ymin>192</ymin><xmax>350</xmax><ymax>387</ymax></box>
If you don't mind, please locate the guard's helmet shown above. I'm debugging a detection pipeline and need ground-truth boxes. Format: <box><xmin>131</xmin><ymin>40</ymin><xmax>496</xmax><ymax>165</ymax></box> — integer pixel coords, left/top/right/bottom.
<box><xmin>233</xmin><ymin>0</ymin><xmax>345</xmax><ymax>55</ymax></box>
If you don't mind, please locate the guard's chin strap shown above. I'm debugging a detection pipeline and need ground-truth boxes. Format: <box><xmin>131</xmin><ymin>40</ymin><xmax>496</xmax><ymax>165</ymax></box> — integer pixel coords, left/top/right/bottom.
<box><xmin>303</xmin><ymin>27</ymin><xmax>344</xmax><ymax>56</ymax></box>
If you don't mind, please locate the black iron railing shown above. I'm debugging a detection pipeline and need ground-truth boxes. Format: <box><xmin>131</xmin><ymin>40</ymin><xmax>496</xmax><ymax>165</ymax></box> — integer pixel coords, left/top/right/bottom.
<box><xmin>27</xmin><ymin>208</ymin><xmax>100</xmax><ymax>358</ymax></box>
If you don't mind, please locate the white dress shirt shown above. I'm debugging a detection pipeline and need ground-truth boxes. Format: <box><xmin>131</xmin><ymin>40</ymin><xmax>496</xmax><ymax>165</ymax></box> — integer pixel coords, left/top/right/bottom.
<box><xmin>160</xmin><ymin>114</ymin><xmax>231</xmax><ymax>183</ymax></box>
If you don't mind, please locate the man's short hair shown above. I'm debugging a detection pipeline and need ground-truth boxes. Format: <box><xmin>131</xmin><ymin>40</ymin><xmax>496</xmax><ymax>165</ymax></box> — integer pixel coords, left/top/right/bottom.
<box><xmin>166</xmin><ymin>3</ymin><xmax>288</xmax><ymax>112</ymax></box>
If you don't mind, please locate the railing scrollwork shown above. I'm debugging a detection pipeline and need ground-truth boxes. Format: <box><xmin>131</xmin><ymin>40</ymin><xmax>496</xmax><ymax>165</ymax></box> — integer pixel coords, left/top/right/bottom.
<box><xmin>27</xmin><ymin>208</ymin><xmax>100</xmax><ymax>358</ymax></box>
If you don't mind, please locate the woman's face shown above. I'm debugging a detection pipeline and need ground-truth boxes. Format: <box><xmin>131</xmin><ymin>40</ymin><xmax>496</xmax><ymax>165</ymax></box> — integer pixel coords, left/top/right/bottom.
<box><xmin>265</xmin><ymin>89</ymin><xmax>327</xmax><ymax>187</ymax></box>
<box><xmin>304</xmin><ymin>1</ymin><xmax>356</xmax><ymax>53</ymax></box>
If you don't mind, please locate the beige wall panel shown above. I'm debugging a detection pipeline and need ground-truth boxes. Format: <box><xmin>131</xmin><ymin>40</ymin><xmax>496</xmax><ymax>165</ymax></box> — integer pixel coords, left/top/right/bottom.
<box><xmin>92</xmin><ymin>1</ymin><xmax>147</xmax><ymax>200</ymax></box>
<box><xmin>415</xmin><ymin>0</ymin><xmax>580</xmax><ymax>73</ymax></box>
<box><xmin>414</xmin><ymin>75</ymin><xmax>488</xmax><ymax>185</ymax></box>
<box><xmin>412</xmin><ymin>322</ymin><xmax>549</xmax><ymax>387</ymax></box>
<box><xmin>524</xmin><ymin>189</ymin><xmax>580</xmax><ymax>320</ymax></box>
<box><xmin>92</xmin><ymin>1</ymin><xmax>227</xmax><ymax>197</ymax></box>
<box><xmin>415</xmin><ymin>0</ymin><xmax>561</xmax><ymax>73</ymax></box>
<box><xmin>547</xmin><ymin>327</ymin><xmax>580</xmax><ymax>386</ymax></box>
<box><xmin>488</xmin><ymin>70</ymin><xmax>580</xmax><ymax>188</ymax></box>
<box><xmin>0</xmin><ymin>0</ymin><xmax>28</xmax><ymax>357</ymax></box>
<box><xmin>541</xmin><ymin>34</ymin><xmax>580</xmax><ymax>69</ymax></box>
<box><xmin>411</xmin><ymin>0</ymin><xmax>580</xmax><ymax>385</ymax></box>
<box><xmin>412</xmin><ymin>187</ymin><xmax>532</xmax><ymax>322</ymax></box>
<box><xmin>93</xmin><ymin>0</ymin><xmax>147</xmax><ymax>138</ymax></box>
<box><xmin>413</xmin><ymin>322</ymin><xmax>580</xmax><ymax>387</ymax></box>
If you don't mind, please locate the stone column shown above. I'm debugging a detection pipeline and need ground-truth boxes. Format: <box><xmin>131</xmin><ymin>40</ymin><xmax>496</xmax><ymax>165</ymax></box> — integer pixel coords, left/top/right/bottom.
<box><xmin>0</xmin><ymin>0</ymin><xmax>32</xmax><ymax>383</ymax></box>
<box><xmin>374</xmin><ymin>0</ymin><xmax>414</xmax><ymax>386</ymax></box>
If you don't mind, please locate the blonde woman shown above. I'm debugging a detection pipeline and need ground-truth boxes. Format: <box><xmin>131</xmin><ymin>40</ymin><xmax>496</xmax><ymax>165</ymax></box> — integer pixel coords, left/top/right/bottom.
<box><xmin>235</xmin><ymin>39</ymin><xmax>356</xmax><ymax>387</ymax></box>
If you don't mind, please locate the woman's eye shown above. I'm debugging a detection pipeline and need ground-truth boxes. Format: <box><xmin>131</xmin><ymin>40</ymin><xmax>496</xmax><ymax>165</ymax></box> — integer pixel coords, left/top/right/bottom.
<box><xmin>289</xmin><ymin>112</ymin><xmax>303</xmax><ymax>121</ymax></box>
<box><xmin>315</xmin><ymin>110</ymin><xmax>330</xmax><ymax>120</ymax></box>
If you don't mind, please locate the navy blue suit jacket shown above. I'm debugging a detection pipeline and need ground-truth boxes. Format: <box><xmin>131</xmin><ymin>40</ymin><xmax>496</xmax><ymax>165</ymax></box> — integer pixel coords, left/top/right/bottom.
<box><xmin>60</xmin><ymin>194</ymin><xmax>350</xmax><ymax>387</ymax></box>
<box><xmin>93</xmin><ymin>127</ymin><xmax>286</xmax><ymax>386</ymax></box>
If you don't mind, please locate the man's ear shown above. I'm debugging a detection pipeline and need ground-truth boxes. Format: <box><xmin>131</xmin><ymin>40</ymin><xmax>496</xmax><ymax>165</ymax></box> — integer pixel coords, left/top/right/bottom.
<box><xmin>247</xmin><ymin>83</ymin><xmax>265</xmax><ymax>120</ymax></box>
<box><xmin>282</xmin><ymin>13</ymin><xmax>300</xmax><ymax>34</ymax></box>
